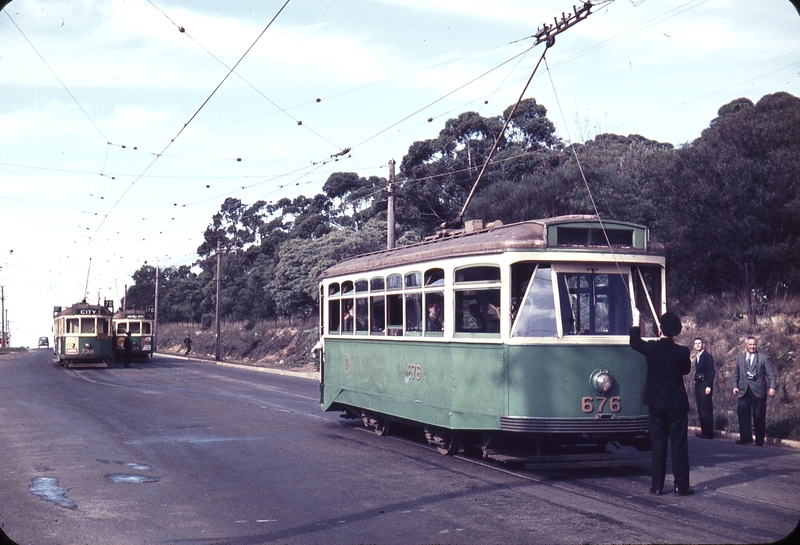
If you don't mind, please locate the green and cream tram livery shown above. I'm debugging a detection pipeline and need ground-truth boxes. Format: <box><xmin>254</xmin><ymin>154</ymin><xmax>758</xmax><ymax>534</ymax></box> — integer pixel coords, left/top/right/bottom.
<box><xmin>53</xmin><ymin>302</ymin><xmax>114</xmax><ymax>368</ymax></box>
<box><xmin>319</xmin><ymin>215</ymin><xmax>666</xmax><ymax>467</ymax></box>
<box><xmin>112</xmin><ymin>309</ymin><xmax>155</xmax><ymax>361</ymax></box>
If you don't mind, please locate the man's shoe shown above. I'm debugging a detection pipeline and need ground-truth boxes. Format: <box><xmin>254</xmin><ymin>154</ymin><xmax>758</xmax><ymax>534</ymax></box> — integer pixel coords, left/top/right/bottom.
<box><xmin>755</xmin><ymin>442</ymin><xmax>764</xmax><ymax>446</ymax></box>
<box><xmin>674</xmin><ymin>487</ymin><xmax>695</xmax><ymax>496</ymax></box>
<box><xmin>649</xmin><ymin>488</ymin><xmax>663</xmax><ymax>496</ymax></box>
<box><xmin>695</xmin><ymin>433</ymin><xmax>713</xmax><ymax>439</ymax></box>
<box><xmin>735</xmin><ymin>439</ymin><xmax>752</xmax><ymax>445</ymax></box>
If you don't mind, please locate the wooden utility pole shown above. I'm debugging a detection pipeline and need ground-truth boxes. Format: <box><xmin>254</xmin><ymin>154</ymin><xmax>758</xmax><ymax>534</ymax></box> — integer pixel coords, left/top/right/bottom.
<box><xmin>0</xmin><ymin>286</ymin><xmax>5</xmax><ymax>347</ymax></box>
<box><xmin>387</xmin><ymin>159</ymin><xmax>395</xmax><ymax>250</ymax></box>
<box><xmin>215</xmin><ymin>239</ymin><xmax>222</xmax><ymax>361</ymax></box>
<box><xmin>153</xmin><ymin>266</ymin><xmax>159</xmax><ymax>352</ymax></box>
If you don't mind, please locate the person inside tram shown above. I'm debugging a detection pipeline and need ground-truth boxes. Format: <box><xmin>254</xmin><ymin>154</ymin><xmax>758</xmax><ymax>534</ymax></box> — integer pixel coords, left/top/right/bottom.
<box><xmin>426</xmin><ymin>301</ymin><xmax>443</xmax><ymax>332</ymax></box>
<box><xmin>342</xmin><ymin>306</ymin><xmax>354</xmax><ymax>333</ymax></box>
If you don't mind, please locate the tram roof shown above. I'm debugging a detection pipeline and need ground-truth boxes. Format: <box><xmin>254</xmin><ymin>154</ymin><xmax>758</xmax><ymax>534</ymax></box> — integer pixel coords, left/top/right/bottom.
<box><xmin>113</xmin><ymin>309</ymin><xmax>154</xmax><ymax>320</ymax></box>
<box><xmin>320</xmin><ymin>215</ymin><xmax>664</xmax><ymax>279</ymax></box>
<box><xmin>54</xmin><ymin>301</ymin><xmax>114</xmax><ymax>317</ymax></box>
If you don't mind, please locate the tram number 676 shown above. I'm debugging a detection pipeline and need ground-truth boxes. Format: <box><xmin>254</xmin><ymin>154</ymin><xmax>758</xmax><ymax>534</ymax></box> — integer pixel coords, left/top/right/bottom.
<box><xmin>407</xmin><ymin>364</ymin><xmax>421</xmax><ymax>381</ymax></box>
<box><xmin>581</xmin><ymin>396</ymin><xmax>621</xmax><ymax>413</ymax></box>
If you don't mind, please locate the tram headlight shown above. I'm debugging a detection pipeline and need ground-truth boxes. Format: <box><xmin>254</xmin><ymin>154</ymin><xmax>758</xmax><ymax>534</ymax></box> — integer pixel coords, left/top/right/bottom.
<box><xmin>590</xmin><ymin>369</ymin><xmax>615</xmax><ymax>394</ymax></box>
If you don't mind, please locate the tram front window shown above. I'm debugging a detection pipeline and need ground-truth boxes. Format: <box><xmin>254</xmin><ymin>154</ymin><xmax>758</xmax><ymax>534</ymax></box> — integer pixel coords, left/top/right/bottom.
<box><xmin>81</xmin><ymin>318</ymin><xmax>96</xmax><ymax>334</ymax></box>
<box><xmin>511</xmin><ymin>265</ymin><xmax>557</xmax><ymax>338</ymax></box>
<box><xmin>66</xmin><ymin>318</ymin><xmax>79</xmax><ymax>334</ymax></box>
<box><xmin>559</xmin><ymin>272</ymin><xmax>630</xmax><ymax>335</ymax></box>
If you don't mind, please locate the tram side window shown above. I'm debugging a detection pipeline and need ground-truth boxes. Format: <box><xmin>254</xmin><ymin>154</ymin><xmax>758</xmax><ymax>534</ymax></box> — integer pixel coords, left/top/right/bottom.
<box><xmin>66</xmin><ymin>318</ymin><xmax>79</xmax><ymax>334</ymax></box>
<box><xmin>342</xmin><ymin>299</ymin><xmax>354</xmax><ymax>334</ymax></box>
<box><xmin>455</xmin><ymin>289</ymin><xmax>501</xmax><ymax>334</ymax></box>
<box><xmin>405</xmin><ymin>293</ymin><xmax>422</xmax><ymax>334</ymax></box>
<box><xmin>355</xmin><ymin>298</ymin><xmax>368</xmax><ymax>334</ymax></box>
<box><xmin>329</xmin><ymin>299</ymin><xmax>341</xmax><ymax>334</ymax></box>
<box><xmin>559</xmin><ymin>272</ymin><xmax>630</xmax><ymax>335</ymax></box>
<box><xmin>370</xmin><ymin>277</ymin><xmax>385</xmax><ymax>335</ymax></box>
<box><xmin>386</xmin><ymin>293</ymin><xmax>403</xmax><ymax>336</ymax></box>
<box><xmin>425</xmin><ymin>268</ymin><xmax>444</xmax><ymax>287</ymax></box>
<box><xmin>511</xmin><ymin>265</ymin><xmax>557</xmax><ymax>338</ymax></box>
<box><xmin>370</xmin><ymin>295</ymin><xmax>385</xmax><ymax>334</ymax></box>
<box><xmin>424</xmin><ymin>292</ymin><xmax>444</xmax><ymax>335</ymax></box>
<box><xmin>142</xmin><ymin>322</ymin><xmax>151</xmax><ymax>335</ymax></box>
<box><xmin>405</xmin><ymin>272</ymin><xmax>423</xmax><ymax>335</ymax></box>
<box><xmin>81</xmin><ymin>318</ymin><xmax>96</xmax><ymax>334</ymax></box>
<box><xmin>98</xmin><ymin>318</ymin><xmax>109</xmax><ymax>335</ymax></box>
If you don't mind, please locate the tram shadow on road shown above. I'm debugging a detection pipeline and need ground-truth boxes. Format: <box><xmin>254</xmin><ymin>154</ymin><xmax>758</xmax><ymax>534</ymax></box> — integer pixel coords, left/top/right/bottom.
<box><xmin>343</xmin><ymin>416</ymin><xmax>655</xmax><ymax>479</ymax></box>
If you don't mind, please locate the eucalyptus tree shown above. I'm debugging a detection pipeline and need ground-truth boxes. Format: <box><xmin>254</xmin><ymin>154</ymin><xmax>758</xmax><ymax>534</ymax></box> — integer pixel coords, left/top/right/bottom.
<box><xmin>655</xmin><ymin>92</ymin><xmax>800</xmax><ymax>299</ymax></box>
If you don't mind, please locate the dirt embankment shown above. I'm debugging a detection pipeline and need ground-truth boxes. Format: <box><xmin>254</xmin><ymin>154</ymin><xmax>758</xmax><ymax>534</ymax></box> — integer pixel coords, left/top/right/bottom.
<box><xmin>156</xmin><ymin>320</ymin><xmax>319</xmax><ymax>373</ymax></box>
<box><xmin>681</xmin><ymin>312</ymin><xmax>800</xmax><ymax>441</ymax></box>
<box><xmin>154</xmin><ymin>312</ymin><xmax>800</xmax><ymax>440</ymax></box>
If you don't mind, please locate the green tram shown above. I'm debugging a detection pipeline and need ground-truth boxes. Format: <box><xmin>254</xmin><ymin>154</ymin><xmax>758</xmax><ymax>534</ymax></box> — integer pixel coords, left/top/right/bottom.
<box><xmin>318</xmin><ymin>215</ymin><xmax>666</xmax><ymax>468</ymax></box>
<box><xmin>112</xmin><ymin>309</ymin><xmax>155</xmax><ymax>362</ymax></box>
<box><xmin>53</xmin><ymin>301</ymin><xmax>114</xmax><ymax>368</ymax></box>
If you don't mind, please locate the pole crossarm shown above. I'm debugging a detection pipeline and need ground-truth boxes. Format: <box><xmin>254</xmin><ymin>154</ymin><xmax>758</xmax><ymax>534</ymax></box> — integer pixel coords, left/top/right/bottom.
<box><xmin>532</xmin><ymin>1</ymin><xmax>596</xmax><ymax>47</ymax></box>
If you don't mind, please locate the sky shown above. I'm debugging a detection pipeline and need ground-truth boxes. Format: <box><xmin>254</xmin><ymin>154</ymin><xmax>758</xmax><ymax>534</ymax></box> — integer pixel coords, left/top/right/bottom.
<box><xmin>1</xmin><ymin>0</ymin><xmax>799</xmax><ymax>346</ymax></box>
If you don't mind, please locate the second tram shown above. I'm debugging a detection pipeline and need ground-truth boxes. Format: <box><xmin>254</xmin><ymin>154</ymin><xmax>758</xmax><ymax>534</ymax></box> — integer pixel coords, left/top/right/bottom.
<box><xmin>318</xmin><ymin>215</ymin><xmax>666</xmax><ymax>467</ymax></box>
<box><xmin>112</xmin><ymin>309</ymin><xmax>155</xmax><ymax>362</ymax></box>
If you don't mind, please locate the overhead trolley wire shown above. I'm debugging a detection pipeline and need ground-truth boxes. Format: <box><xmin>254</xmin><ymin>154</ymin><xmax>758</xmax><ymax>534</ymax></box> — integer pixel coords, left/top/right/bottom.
<box><xmin>4</xmin><ymin>11</ymin><xmax>108</xmax><ymax>143</ymax></box>
<box><xmin>90</xmin><ymin>0</ymin><xmax>293</xmax><ymax>246</ymax></box>
<box><xmin>147</xmin><ymin>0</ymin><xmax>344</xmax><ymax>154</ymax></box>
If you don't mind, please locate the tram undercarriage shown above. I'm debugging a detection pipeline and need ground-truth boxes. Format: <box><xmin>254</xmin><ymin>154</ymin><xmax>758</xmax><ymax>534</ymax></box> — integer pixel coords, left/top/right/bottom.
<box><xmin>56</xmin><ymin>358</ymin><xmax>109</xmax><ymax>369</ymax></box>
<box><xmin>342</xmin><ymin>407</ymin><xmax>652</xmax><ymax>470</ymax></box>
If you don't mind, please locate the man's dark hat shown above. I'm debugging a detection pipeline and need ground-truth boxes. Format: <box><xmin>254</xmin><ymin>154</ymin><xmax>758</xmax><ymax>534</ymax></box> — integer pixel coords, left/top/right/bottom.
<box><xmin>659</xmin><ymin>312</ymin><xmax>682</xmax><ymax>337</ymax></box>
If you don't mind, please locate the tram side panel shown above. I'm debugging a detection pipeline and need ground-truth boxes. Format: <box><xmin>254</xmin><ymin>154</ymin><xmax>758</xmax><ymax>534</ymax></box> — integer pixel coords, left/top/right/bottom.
<box><xmin>321</xmin><ymin>338</ymin><xmax>506</xmax><ymax>430</ymax></box>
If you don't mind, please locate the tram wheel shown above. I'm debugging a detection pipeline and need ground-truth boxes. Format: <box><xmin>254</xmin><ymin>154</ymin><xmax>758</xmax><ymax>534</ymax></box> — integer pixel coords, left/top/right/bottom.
<box><xmin>362</xmin><ymin>412</ymin><xmax>391</xmax><ymax>436</ymax></box>
<box><xmin>424</xmin><ymin>426</ymin><xmax>457</xmax><ymax>455</ymax></box>
<box><xmin>374</xmin><ymin>417</ymin><xmax>391</xmax><ymax>437</ymax></box>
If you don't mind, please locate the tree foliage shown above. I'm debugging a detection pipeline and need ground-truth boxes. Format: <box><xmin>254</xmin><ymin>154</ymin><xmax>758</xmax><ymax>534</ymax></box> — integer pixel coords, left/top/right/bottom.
<box><xmin>124</xmin><ymin>93</ymin><xmax>800</xmax><ymax>327</ymax></box>
<box><xmin>654</xmin><ymin>92</ymin><xmax>800</xmax><ymax>299</ymax></box>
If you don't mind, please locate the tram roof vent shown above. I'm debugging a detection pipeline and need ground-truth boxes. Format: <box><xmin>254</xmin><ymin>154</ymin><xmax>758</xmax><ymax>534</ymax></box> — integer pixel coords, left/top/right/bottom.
<box><xmin>464</xmin><ymin>219</ymin><xmax>483</xmax><ymax>233</ymax></box>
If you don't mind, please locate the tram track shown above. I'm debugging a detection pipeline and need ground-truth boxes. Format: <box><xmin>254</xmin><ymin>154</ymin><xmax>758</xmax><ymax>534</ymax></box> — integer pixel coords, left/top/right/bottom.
<box><xmin>356</xmin><ymin>424</ymin><xmax>796</xmax><ymax>545</ymax></box>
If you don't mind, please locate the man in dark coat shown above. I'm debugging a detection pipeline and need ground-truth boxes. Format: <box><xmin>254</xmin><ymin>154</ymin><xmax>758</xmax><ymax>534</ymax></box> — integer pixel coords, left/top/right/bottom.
<box><xmin>732</xmin><ymin>336</ymin><xmax>777</xmax><ymax>446</ymax></box>
<box><xmin>693</xmin><ymin>337</ymin><xmax>715</xmax><ymax>439</ymax></box>
<box><xmin>630</xmin><ymin>311</ymin><xmax>693</xmax><ymax>496</ymax></box>
<box><xmin>123</xmin><ymin>331</ymin><xmax>133</xmax><ymax>368</ymax></box>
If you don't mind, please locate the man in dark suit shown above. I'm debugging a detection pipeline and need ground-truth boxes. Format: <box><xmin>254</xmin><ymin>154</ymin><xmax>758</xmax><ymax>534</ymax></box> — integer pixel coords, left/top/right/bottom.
<box><xmin>732</xmin><ymin>336</ymin><xmax>777</xmax><ymax>446</ymax></box>
<box><xmin>123</xmin><ymin>330</ymin><xmax>133</xmax><ymax>368</ymax></box>
<box><xmin>693</xmin><ymin>337</ymin><xmax>715</xmax><ymax>439</ymax></box>
<box><xmin>630</xmin><ymin>311</ymin><xmax>693</xmax><ymax>496</ymax></box>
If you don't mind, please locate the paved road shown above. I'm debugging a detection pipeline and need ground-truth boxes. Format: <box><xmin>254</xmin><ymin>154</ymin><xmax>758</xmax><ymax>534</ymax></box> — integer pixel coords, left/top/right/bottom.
<box><xmin>1</xmin><ymin>349</ymin><xmax>798</xmax><ymax>544</ymax></box>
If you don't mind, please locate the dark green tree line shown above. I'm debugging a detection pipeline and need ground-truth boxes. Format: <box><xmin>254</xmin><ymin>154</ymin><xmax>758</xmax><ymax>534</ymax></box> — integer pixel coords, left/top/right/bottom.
<box><xmin>125</xmin><ymin>92</ymin><xmax>800</xmax><ymax>326</ymax></box>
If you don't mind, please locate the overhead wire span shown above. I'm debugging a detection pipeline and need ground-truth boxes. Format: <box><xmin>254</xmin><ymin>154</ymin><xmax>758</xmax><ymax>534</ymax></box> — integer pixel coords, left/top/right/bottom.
<box><xmin>89</xmin><ymin>0</ymin><xmax>293</xmax><ymax>246</ymax></box>
<box><xmin>3</xmin><ymin>11</ymin><xmax>108</xmax><ymax>143</ymax></box>
<box><xmin>354</xmin><ymin>45</ymin><xmax>537</xmax><ymax>150</ymax></box>
<box><xmin>146</xmin><ymin>0</ymin><xmax>343</xmax><ymax>154</ymax></box>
